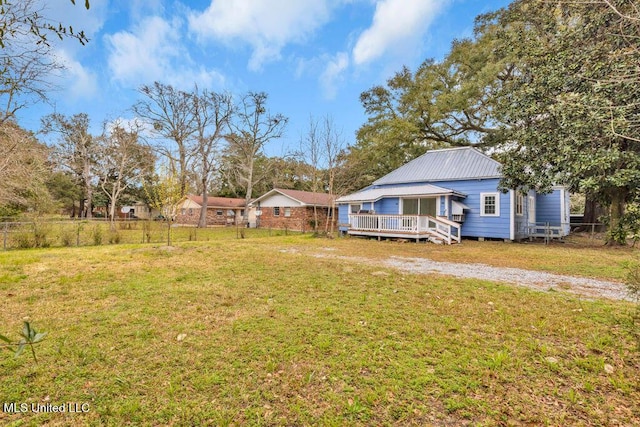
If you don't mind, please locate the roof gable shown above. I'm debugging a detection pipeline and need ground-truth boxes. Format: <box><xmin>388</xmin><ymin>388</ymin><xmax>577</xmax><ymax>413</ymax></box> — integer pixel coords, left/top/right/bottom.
<box><xmin>252</xmin><ymin>188</ymin><xmax>335</xmax><ymax>207</ymax></box>
<box><xmin>373</xmin><ymin>147</ymin><xmax>502</xmax><ymax>185</ymax></box>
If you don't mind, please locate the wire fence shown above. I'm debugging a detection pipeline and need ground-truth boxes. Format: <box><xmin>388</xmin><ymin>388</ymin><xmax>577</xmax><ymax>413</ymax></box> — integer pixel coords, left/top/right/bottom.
<box><xmin>0</xmin><ymin>218</ymin><xmax>295</xmax><ymax>251</ymax></box>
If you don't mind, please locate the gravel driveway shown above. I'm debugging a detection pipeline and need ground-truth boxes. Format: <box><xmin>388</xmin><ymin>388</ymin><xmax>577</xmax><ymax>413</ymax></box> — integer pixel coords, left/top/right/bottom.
<box><xmin>311</xmin><ymin>251</ymin><xmax>631</xmax><ymax>301</ymax></box>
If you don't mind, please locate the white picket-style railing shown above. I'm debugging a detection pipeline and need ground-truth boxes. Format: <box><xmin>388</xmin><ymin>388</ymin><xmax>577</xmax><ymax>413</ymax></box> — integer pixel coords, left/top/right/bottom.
<box><xmin>348</xmin><ymin>214</ymin><xmax>461</xmax><ymax>244</ymax></box>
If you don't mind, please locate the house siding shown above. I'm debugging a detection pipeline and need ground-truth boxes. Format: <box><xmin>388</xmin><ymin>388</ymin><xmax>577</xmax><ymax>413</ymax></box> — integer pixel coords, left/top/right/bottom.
<box><xmin>537</xmin><ymin>188</ymin><xmax>570</xmax><ymax>234</ymax></box>
<box><xmin>432</xmin><ymin>178</ymin><xmax>510</xmax><ymax>239</ymax></box>
<box><xmin>536</xmin><ymin>191</ymin><xmax>561</xmax><ymax>225</ymax></box>
<box><xmin>375</xmin><ymin>197</ymin><xmax>400</xmax><ymax>214</ymax></box>
<box><xmin>338</xmin><ymin>178</ymin><xmax>512</xmax><ymax>239</ymax></box>
<box><xmin>258</xmin><ymin>193</ymin><xmax>302</xmax><ymax>208</ymax></box>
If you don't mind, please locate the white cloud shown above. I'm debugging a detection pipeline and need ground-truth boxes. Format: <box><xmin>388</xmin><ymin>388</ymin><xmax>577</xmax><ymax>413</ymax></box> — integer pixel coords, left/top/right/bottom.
<box><xmin>104</xmin><ymin>16</ymin><xmax>225</xmax><ymax>90</ymax></box>
<box><xmin>188</xmin><ymin>0</ymin><xmax>338</xmax><ymax>71</ymax></box>
<box><xmin>353</xmin><ymin>0</ymin><xmax>449</xmax><ymax>65</ymax></box>
<box><xmin>320</xmin><ymin>52</ymin><xmax>350</xmax><ymax>100</ymax></box>
<box><xmin>55</xmin><ymin>50</ymin><xmax>99</xmax><ymax>101</ymax></box>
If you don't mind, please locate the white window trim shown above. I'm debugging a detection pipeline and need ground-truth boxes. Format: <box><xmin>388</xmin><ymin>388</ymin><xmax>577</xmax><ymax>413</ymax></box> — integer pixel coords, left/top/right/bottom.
<box><xmin>350</xmin><ymin>203</ymin><xmax>361</xmax><ymax>214</ymax></box>
<box><xmin>273</xmin><ymin>207</ymin><xmax>280</xmax><ymax>216</ymax></box>
<box><xmin>480</xmin><ymin>192</ymin><xmax>500</xmax><ymax>217</ymax></box>
<box><xmin>284</xmin><ymin>207</ymin><xmax>291</xmax><ymax>217</ymax></box>
<box><xmin>515</xmin><ymin>192</ymin><xmax>524</xmax><ymax>216</ymax></box>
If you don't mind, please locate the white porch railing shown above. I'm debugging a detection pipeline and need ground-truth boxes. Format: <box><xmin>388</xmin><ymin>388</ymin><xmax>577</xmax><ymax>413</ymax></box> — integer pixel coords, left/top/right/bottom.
<box><xmin>348</xmin><ymin>214</ymin><xmax>461</xmax><ymax>244</ymax></box>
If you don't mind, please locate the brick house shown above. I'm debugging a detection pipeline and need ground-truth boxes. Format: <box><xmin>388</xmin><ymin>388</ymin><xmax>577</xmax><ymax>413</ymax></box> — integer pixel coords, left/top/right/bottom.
<box><xmin>175</xmin><ymin>195</ymin><xmax>246</xmax><ymax>226</ymax></box>
<box><xmin>251</xmin><ymin>188</ymin><xmax>337</xmax><ymax>232</ymax></box>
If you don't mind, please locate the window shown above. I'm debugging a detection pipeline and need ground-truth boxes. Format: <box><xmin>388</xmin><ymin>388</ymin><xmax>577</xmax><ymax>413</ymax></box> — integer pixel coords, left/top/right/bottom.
<box><xmin>350</xmin><ymin>204</ymin><xmax>361</xmax><ymax>214</ymax></box>
<box><xmin>216</xmin><ymin>209</ymin><xmax>223</xmax><ymax>216</ymax></box>
<box><xmin>227</xmin><ymin>210</ymin><xmax>235</xmax><ymax>216</ymax></box>
<box><xmin>515</xmin><ymin>193</ymin><xmax>524</xmax><ymax>216</ymax></box>
<box><xmin>284</xmin><ymin>207</ymin><xmax>291</xmax><ymax>217</ymax></box>
<box><xmin>402</xmin><ymin>198</ymin><xmax>436</xmax><ymax>216</ymax></box>
<box><xmin>528</xmin><ymin>195</ymin><xmax>536</xmax><ymax>223</ymax></box>
<box><xmin>188</xmin><ymin>208</ymin><xmax>193</xmax><ymax>216</ymax></box>
<box><xmin>274</xmin><ymin>207</ymin><xmax>280</xmax><ymax>216</ymax></box>
<box><xmin>481</xmin><ymin>193</ymin><xmax>500</xmax><ymax>217</ymax></box>
<box><xmin>181</xmin><ymin>208</ymin><xmax>186</xmax><ymax>215</ymax></box>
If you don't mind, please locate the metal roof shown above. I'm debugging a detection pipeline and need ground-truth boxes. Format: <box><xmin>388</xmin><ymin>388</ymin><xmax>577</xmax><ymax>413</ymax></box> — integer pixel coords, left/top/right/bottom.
<box><xmin>336</xmin><ymin>184</ymin><xmax>465</xmax><ymax>203</ymax></box>
<box><xmin>373</xmin><ymin>147</ymin><xmax>502</xmax><ymax>185</ymax></box>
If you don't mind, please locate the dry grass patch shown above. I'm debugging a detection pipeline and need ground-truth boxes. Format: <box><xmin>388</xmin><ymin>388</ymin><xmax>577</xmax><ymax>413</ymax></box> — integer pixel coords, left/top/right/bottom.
<box><xmin>0</xmin><ymin>232</ymin><xmax>638</xmax><ymax>425</ymax></box>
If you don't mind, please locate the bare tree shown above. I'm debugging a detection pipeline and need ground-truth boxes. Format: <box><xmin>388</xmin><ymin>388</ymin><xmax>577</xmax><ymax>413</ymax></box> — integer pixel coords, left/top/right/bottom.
<box><xmin>298</xmin><ymin>116</ymin><xmax>323</xmax><ymax>231</ymax></box>
<box><xmin>42</xmin><ymin>113</ymin><xmax>96</xmax><ymax>218</ymax></box>
<box><xmin>133</xmin><ymin>82</ymin><xmax>197</xmax><ymax>197</ymax></box>
<box><xmin>96</xmin><ymin>120</ymin><xmax>154</xmax><ymax>230</ymax></box>
<box><xmin>0</xmin><ymin>122</ymin><xmax>50</xmax><ymax>210</ymax></box>
<box><xmin>191</xmin><ymin>88</ymin><xmax>234</xmax><ymax>228</ymax></box>
<box><xmin>226</xmin><ymin>92</ymin><xmax>288</xmax><ymax>224</ymax></box>
<box><xmin>320</xmin><ymin>116</ymin><xmax>345</xmax><ymax>233</ymax></box>
<box><xmin>0</xmin><ymin>0</ymin><xmax>90</xmax><ymax>124</ymax></box>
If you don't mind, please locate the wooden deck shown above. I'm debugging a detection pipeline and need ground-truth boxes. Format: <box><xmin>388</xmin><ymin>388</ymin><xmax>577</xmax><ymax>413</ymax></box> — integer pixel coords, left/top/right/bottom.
<box><xmin>346</xmin><ymin>214</ymin><xmax>462</xmax><ymax>244</ymax></box>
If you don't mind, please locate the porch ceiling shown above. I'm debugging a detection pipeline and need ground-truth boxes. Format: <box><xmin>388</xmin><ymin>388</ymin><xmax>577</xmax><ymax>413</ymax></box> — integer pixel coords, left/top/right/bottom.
<box><xmin>337</xmin><ymin>184</ymin><xmax>466</xmax><ymax>203</ymax></box>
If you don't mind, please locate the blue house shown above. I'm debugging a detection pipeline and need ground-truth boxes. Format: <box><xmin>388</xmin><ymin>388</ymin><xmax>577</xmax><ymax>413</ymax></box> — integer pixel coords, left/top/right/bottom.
<box><xmin>336</xmin><ymin>147</ymin><xmax>570</xmax><ymax>244</ymax></box>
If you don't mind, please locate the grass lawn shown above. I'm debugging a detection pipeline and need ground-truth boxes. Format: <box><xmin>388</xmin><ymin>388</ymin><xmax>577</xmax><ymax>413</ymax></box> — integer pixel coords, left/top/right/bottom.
<box><xmin>1</xmin><ymin>230</ymin><xmax>638</xmax><ymax>425</ymax></box>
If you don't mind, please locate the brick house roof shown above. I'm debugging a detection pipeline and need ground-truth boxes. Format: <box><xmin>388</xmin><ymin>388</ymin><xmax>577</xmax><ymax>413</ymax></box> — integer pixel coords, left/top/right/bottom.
<box><xmin>253</xmin><ymin>188</ymin><xmax>336</xmax><ymax>207</ymax></box>
<box><xmin>186</xmin><ymin>195</ymin><xmax>246</xmax><ymax>208</ymax></box>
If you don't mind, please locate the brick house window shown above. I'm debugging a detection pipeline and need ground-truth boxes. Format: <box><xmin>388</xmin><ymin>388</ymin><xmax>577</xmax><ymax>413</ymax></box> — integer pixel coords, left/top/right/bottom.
<box><xmin>274</xmin><ymin>207</ymin><xmax>280</xmax><ymax>216</ymax></box>
<box><xmin>284</xmin><ymin>207</ymin><xmax>291</xmax><ymax>217</ymax></box>
<box><xmin>216</xmin><ymin>209</ymin><xmax>223</xmax><ymax>215</ymax></box>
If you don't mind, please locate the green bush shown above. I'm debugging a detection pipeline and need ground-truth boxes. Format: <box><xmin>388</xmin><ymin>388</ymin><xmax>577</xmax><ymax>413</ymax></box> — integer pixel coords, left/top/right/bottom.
<box><xmin>92</xmin><ymin>224</ymin><xmax>103</xmax><ymax>246</ymax></box>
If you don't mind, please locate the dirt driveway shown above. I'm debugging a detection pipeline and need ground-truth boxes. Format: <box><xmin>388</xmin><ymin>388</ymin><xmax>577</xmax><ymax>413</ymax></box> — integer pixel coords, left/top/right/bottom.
<box><xmin>310</xmin><ymin>251</ymin><xmax>631</xmax><ymax>301</ymax></box>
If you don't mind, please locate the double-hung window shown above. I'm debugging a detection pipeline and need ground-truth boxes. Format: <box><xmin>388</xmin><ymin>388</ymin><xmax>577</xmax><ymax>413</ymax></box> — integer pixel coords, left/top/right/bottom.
<box><xmin>480</xmin><ymin>193</ymin><xmax>500</xmax><ymax>217</ymax></box>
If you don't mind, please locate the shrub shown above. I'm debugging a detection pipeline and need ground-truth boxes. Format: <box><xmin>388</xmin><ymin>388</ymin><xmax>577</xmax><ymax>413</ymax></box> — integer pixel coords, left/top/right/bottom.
<box><xmin>92</xmin><ymin>225</ymin><xmax>103</xmax><ymax>246</ymax></box>
<box><xmin>108</xmin><ymin>231</ymin><xmax>121</xmax><ymax>244</ymax></box>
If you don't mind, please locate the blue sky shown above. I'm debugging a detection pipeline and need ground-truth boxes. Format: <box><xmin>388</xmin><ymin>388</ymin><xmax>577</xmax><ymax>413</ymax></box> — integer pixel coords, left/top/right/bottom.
<box><xmin>20</xmin><ymin>0</ymin><xmax>512</xmax><ymax>157</ymax></box>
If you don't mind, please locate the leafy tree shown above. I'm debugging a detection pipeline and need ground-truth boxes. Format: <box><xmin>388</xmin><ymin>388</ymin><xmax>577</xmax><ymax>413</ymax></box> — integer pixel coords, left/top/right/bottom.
<box><xmin>349</xmin><ymin>23</ymin><xmax>511</xmax><ymax>187</ymax></box>
<box><xmin>145</xmin><ymin>168</ymin><xmax>182</xmax><ymax>246</ymax></box>
<box><xmin>491</xmin><ymin>0</ymin><xmax>640</xmax><ymax>244</ymax></box>
<box><xmin>46</xmin><ymin>171</ymin><xmax>83</xmax><ymax>216</ymax></box>
<box><xmin>42</xmin><ymin>113</ymin><xmax>97</xmax><ymax>218</ymax></box>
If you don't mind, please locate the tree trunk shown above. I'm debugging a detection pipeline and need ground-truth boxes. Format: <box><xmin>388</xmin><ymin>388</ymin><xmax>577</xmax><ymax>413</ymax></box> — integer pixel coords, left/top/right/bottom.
<box><xmin>583</xmin><ymin>196</ymin><xmax>606</xmax><ymax>228</ymax></box>
<box><xmin>198</xmin><ymin>187</ymin><xmax>208</xmax><ymax>228</ymax></box>
<box><xmin>242</xmin><ymin>159</ymin><xmax>255</xmax><ymax>226</ymax></box>
<box><xmin>606</xmin><ymin>191</ymin><xmax>627</xmax><ymax>246</ymax></box>
<box><xmin>109</xmin><ymin>201</ymin><xmax>117</xmax><ymax>231</ymax></box>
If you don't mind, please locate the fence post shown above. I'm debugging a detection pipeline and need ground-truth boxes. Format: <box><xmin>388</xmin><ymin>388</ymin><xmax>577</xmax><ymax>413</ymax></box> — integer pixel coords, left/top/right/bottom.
<box><xmin>3</xmin><ymin>222</ymin><xmax>7</xmax><ymax>250</ymax></box>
